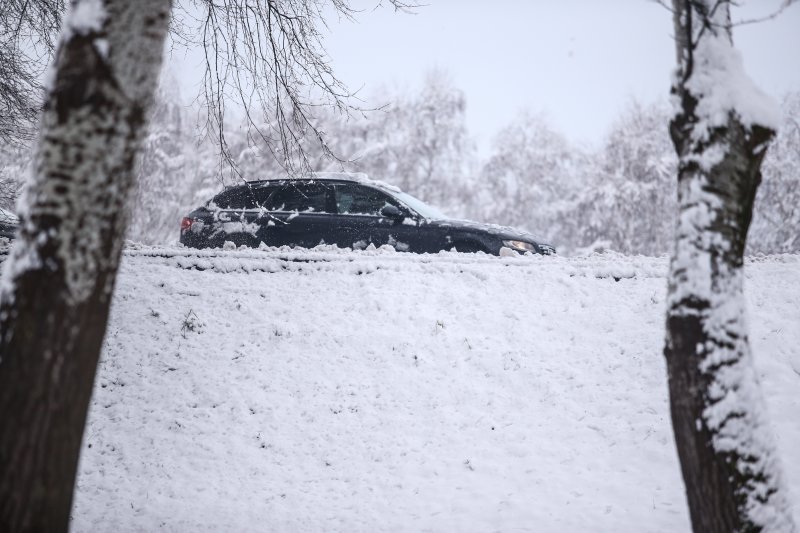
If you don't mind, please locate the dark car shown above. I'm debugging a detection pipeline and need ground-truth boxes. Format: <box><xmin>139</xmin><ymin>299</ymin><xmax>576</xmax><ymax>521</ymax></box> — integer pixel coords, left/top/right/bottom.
<box><xmin>0</xmin><ymin>208</ymin><xmax>19</xmax><ymax>240</ymax></box>
<box><xmin>179</xmin><ymin>173</ymin><xmax>555</xmax><ymax>256</ymax></box>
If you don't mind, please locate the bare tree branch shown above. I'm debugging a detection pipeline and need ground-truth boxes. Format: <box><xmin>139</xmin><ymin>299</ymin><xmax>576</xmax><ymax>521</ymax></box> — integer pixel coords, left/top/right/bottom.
<box><xmin>1</xmin><ymin>0</ymin><xmax>419</xmax><ymax>176</ymax></box>
<box><xmin>0</xmin><ymin>0</ymin><xmax>65</xmax><ymax>144</ymax></box>
<box><xmin>172</xmin><ymin>0</ymin><xmax>418</xmax><ymax>178</ymax></box>
<box><xmin>652</xmin><ymin>0</ymin><xmax>798</xmax><ymax>30</ymax></box>
<box><xmin>731</xmin><ymin>0</ymin><xmax>798</xmax><ymax>27</ymax></box>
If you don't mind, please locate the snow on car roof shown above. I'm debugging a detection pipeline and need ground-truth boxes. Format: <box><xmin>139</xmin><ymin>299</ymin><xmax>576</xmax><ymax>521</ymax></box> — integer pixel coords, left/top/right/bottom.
<box><xmin>243</xmin><ymin>172</ymin><xmax>402</xmax><ymax>193</ymax></box>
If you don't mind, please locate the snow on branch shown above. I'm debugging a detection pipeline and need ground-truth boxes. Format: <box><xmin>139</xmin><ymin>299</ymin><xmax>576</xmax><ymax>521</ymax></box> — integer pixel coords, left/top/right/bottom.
<box><xmin>172</xmin><ymin>0</ymin><xmax>418</xmax><ymax>178</ymax></box>
<box><xmin>672</xmin><ymin>1</ymin><xmax>779</xmax><ymax>163</ymax></box>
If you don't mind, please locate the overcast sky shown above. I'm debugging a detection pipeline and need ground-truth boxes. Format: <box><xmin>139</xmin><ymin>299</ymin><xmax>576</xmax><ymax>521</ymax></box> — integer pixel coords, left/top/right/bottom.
<box><xmin>168</xmin><ymin>0</ymin><xmax>800</xmax><ymax>153</ymax></box>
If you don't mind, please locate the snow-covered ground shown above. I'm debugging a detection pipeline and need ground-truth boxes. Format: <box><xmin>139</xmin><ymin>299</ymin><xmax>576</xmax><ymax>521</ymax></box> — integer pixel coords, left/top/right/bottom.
<box><xmin>70</xmin><ymin>246</ymin><xmax>800</xmax><ymax>532</ymax></box>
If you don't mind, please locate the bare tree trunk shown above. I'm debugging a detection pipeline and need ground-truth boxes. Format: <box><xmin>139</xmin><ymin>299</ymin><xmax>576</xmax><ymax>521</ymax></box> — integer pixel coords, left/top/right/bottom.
<box><xmin>666</xmin><ymin>1</ymin><xmax>796</xmax><ymax>531</ymax></box>
<box><xmin>0</xmin><ymin>0</ymin><xmax>170</xmax><ymax>530</ymax></box>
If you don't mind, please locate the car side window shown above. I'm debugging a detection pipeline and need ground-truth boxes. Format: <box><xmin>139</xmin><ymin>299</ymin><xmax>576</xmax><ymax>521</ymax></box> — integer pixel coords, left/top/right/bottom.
<box><xmin>263</xmin><ymin>183</ymin><xmax>331</xmax><ymax>213</ymax></box>
<box><xmin>211</xmin><ymin>187</ymin><xmax>258</xmax><ymax>209</ymax></box>
<box><xmin>334</xmin><ymin>184</ymin><xmax>397</xmax><ymax>216</ymax></box>
<box><xmin>252</xmin><ymin>186</ymin><xmax>279</xmax><ymax>207</ymax></box>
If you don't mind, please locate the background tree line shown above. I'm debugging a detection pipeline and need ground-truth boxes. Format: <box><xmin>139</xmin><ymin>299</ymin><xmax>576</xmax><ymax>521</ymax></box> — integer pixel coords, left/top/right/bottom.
<box><xmin>2</xmin><ymin>72</ymin><xmax>798</xmax><ymax>256</ymax></box>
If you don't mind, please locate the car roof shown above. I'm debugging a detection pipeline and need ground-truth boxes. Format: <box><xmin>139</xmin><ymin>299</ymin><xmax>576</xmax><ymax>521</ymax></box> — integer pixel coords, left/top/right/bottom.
<box><xmin>233</xmin><ymin>172</ymin><xmax>403</xmax><ymax>193</ymax></box>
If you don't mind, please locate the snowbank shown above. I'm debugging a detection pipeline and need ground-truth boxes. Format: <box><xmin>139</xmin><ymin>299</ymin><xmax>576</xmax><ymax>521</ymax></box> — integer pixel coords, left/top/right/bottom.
<box><xmin>70</xmin><ymin>247</ymin><xmax>800</xmax><ymax>531</ymax></box>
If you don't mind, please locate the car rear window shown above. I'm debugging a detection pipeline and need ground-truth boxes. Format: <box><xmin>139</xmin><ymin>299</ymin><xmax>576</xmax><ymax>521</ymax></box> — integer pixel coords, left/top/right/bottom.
<box><xmin>262</xmin><ymin>184</ymin><xmax>331</xmax><ymax>213</ymax></box>
<box><xmin>211</xmin><ymin>185</ymin><xmax>277</xmax><ymax>209</ymax></box>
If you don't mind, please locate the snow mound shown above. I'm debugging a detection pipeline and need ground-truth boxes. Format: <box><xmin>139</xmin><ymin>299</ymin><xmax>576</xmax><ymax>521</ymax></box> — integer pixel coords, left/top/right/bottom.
<box><xmin>70</xmin><ymin>248</ymin><xmax>800</xmax><ymax>531</ymax></box>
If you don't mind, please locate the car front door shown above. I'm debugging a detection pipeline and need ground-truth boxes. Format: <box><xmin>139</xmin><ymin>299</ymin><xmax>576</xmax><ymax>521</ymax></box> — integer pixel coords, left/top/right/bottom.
<box><xmin>330</xmin><ymin>183</ymin><xmax>421</xmax><ymax>251</ymax></box>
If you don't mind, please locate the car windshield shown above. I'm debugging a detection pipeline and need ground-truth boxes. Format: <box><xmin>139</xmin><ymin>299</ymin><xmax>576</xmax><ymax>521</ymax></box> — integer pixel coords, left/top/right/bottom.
<box><xmin>385</xmin><ymin>189</ymin><xmax>447</xmax><ymax>220</ymax></box>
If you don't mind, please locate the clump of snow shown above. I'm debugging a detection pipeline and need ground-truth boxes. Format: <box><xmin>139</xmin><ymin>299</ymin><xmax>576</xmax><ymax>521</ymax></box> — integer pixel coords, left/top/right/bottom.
<box><xmin>669</xmin><ymin>175</ymin><xmax>727</xmax><ymax>302</ymax></box>
<box><xmin>214</xmin><ymin>220</ymin><xmax>259</xmax><ymax>237</ymax></box>
<box><xmin>68</xmin><ymin>0</ymin><xmax>107</xmax><ymax>36</ymax></box>
<box><xmin>268</xmin><ymin>171</ymin><xmax>405</xmax><ymax>194</ymax></box>
<box><xmin>574</xmin><ymin>239</ymin><xmax>614</xmax><ymax>256</ymax></box>
<box><xmin>311</xmin><ymin>171</ymin><xmax>369</xmax><ymax>182</ymax></box>
<box><xmin>307</xmin><ymin>171</ymin><xmax>403</xmax><ymax>193</ymax></box>
<box><xmin>681</xmin><ymin>24</ymin><xmax>780</xmax><ymax>142</ymax></box>
<box><xmin>685</xmin><ymin>141</ymin><xmax>727</xmax><ymax>172</ymax></box>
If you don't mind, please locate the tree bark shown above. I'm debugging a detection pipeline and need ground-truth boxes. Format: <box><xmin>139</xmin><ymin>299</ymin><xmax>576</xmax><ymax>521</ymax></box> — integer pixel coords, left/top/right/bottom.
<box><xmin>0</xmin><ymin>0</ymin><xmax>171</xmax><ymax>530</ymax></box>
<box><xmin>666</xmin><ymin>1</ymin><xmax>796</xmax><ymax>531</ymax></box>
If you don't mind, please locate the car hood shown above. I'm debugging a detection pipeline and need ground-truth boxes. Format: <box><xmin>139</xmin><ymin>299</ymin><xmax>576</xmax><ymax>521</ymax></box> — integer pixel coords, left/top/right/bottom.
<box><xmin>425</xmin><ymin>218</ymin><xmax>540</xmax><ymax>243</ymax></box>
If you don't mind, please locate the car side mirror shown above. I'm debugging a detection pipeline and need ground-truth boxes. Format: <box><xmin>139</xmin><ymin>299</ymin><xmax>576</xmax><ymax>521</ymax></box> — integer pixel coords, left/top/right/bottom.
<box><xmin>380</xmin><ymin>205</ymin><xmax>405</xmax><ymax>220</ymax></box>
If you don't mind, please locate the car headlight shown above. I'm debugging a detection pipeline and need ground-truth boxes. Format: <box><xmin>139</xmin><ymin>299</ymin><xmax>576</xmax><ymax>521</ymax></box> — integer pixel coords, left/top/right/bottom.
<box><xmin>503</xmin><ymin>240</ymin><xmax>537</xmax><ymax>253</ymax></box>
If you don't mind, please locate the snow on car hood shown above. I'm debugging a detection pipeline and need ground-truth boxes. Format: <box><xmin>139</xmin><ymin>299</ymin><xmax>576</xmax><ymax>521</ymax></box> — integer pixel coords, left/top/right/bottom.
<box><xmin>426</xmin><ymin>218</ymin><xmax>541</xmax><ymax>242</ymax></box>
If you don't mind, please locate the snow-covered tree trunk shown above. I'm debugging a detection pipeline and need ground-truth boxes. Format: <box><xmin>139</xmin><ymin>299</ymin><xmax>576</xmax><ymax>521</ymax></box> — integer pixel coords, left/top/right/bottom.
<box><xmin>0</xmin><ymin>0</ymin><xmax>170</xmax><ymax>530</ymax></box>
<box><xmin>665</xmin><ymin>1</ymin><xmax>796</xmax><ymax>531</ymax></box>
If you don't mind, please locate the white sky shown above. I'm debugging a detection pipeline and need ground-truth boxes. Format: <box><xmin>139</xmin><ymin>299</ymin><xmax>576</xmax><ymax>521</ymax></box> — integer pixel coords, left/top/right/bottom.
<box><xmin>168</xmin><ymin>0</ymin><xmax>800</xmax><ymax>153</ymax></box>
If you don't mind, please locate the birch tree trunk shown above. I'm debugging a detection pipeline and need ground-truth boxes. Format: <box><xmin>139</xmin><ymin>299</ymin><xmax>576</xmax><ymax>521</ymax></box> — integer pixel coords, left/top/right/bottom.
<box><xmin>0</xmin><ymin>0</ymin><xmax>171</xmax><ymax>530</ymax></box>
<box><xmin>666</xmin><ymin>1</ymin><xmax>796</xmax><ymax>531</ymax></box>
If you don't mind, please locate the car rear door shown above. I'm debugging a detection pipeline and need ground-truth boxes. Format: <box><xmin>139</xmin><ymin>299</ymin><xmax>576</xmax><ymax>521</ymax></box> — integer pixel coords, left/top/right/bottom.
<box><xmin>209</xmin><ymin>185</ymin><xmax>272</xmax><ymax>246</ymax></box>
<box><xmin>259</xmin><ymin>182</ymin><xmax>337</xmax><ymax>249</ymax></box>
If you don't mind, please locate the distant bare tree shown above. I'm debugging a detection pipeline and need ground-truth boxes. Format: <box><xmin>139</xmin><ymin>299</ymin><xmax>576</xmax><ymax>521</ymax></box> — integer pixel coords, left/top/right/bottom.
<box><xmin>596</xmin><ymin>101</ymin><xmax>676</xmax><ymax>254</ymax></box>
<box><xmin>664</xmin><ymin>1</ymin><xmax>796</xmax><ymax>531</ymax></box>
<box><xmin>478</xmin><ymin>112</ymin><xmax>578</xmax><ymax>240</ymax></box>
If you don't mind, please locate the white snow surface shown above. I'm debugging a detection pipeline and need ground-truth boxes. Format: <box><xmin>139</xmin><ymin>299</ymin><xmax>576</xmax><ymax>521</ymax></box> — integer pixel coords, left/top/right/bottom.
<box><xmin>69</xmin><ymin>246</ymin><xmax>800</xmax><ymax>532</ymax></box>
